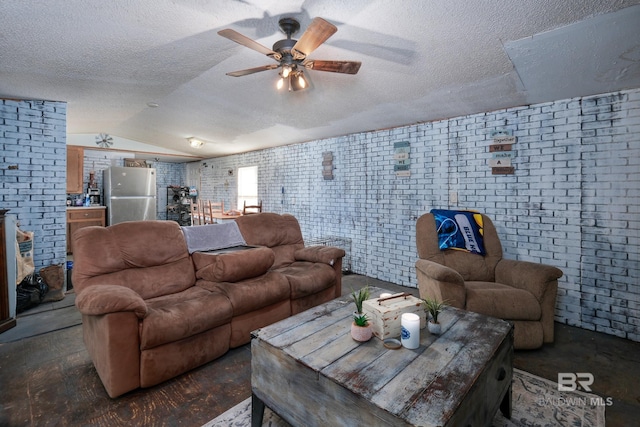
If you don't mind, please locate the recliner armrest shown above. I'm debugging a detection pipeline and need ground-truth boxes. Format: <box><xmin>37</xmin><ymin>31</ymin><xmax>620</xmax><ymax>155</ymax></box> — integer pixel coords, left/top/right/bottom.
<box><xmin>415</xmin><ymin>259</ymin><xmax>464</xmax><ymax>284</ymax></box>
<box><xmin>295</xmin><ymin>246</ymin><xmax>345</xmax><ymax>266</ymax></box>
<box><xmin>75</xmin><ymin>285</ymin><xmax>148</xmax><ymax>318</ymax></box>
<box><xmin>415</xmin><ymin>259</ymin><xmax>466</xmax><ymax>308</ymax></box>
<box><xmin>495</xmin><ymin>259</ymin><xmax>563</xmax><ymax>302</ymax></box>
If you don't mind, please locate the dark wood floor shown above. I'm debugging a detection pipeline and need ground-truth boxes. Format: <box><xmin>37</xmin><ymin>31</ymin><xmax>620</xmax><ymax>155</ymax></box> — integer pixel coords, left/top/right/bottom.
<box><xmin>1</xmin><ymin>274</ymin><xmax>639</xmax><ymax>426</ymax></box>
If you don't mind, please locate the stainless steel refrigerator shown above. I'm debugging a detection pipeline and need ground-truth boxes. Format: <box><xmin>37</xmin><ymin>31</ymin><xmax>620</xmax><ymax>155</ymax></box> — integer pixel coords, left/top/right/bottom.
<box><xmin>104</xmin><ymin>167</ymin><xmax>157</xmax><ymax>225</ymax></box>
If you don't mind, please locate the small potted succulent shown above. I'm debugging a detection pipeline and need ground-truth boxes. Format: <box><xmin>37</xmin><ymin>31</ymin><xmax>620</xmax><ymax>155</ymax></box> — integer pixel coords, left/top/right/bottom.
<box><xmin>351</xmin><ymin>313</ymin><xmax>372</xmax><ymax>342</ymax></box>
<box><xmin>422</xmin><ymin>298</ymin><xmax>447</xmax><ymax>335</ymax></box>
<box><xmin>351</xmin><ymin>286</ymin><xmax>372</xmax><ymax>342</ymax></box>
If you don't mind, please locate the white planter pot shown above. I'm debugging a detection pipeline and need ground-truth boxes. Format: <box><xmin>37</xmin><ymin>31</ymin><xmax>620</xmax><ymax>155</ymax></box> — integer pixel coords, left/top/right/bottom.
<box><xmin>427</xmin><ymin>321</ymin><xmax>442</xmax><ymax>335</ymax></box>
<box><xmin>351</xmin><ymin>322</ymin><xmax>373</xmax><ymax>342</ymax></box>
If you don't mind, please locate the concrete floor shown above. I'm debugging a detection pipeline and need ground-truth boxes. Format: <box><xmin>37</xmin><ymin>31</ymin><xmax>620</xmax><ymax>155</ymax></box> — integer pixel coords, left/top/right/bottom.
<box><xmin>2</xmin><ymin>273</ymin><xmax>639</xmax><ymax>426</ymax></box>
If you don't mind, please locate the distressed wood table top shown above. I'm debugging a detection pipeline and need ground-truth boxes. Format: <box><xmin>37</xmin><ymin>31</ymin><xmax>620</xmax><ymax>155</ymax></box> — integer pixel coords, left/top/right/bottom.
<box><xmin>251</xmin><ymin>287</ymin><xmax>514</xmax><ymax>427</ymax></box>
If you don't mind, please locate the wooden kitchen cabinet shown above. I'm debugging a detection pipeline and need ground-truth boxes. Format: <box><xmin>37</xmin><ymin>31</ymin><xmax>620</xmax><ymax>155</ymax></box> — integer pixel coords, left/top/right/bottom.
<box><xmin>66</xmin><ymin>207</ymin><xmax>106</xmax><ymax>254</ymax></box>
<box><xmin>66</xmin><ymin>145</ymin><xmax>84</xmax><ymax>194</ymax></box>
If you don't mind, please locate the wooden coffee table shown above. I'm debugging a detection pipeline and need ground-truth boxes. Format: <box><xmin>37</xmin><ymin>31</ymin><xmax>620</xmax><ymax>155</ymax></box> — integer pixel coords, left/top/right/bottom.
<box><xmin>251</xmin><ymin>287</ymin><xmax>513</xmax><ymax>426</ymax></box>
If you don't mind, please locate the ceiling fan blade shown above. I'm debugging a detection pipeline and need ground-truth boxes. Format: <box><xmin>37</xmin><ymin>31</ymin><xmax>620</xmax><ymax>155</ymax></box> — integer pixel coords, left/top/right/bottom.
<box><xmin>292</xmin><ymin>18</ymin><xmax>337</xmax><ymax>58</ymax></box>
<box><xmin>305</xmin><ymin>60</ymin><xmax>361</xmax><ymax>74</ymax></box>
<box><xmin>226</xmin><ymin>64</ymin><xmax>280</xmax><ymax>77</ymax></box>
<box><xmin>218</xmin><ymin>29</ymin><xmax>281</xmax><ymax>61</ymax></box>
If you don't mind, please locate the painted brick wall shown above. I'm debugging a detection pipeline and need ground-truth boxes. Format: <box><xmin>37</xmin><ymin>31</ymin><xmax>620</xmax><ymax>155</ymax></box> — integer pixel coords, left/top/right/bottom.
<box><xmin>0</xmin><ymin>99</ymin><xmax>67</xmax><ymax>272</ymax></box>
<box><xmin>198</xmin><ymin>88</ymin><xmax>639</xmax><ymax>341</ymax></box>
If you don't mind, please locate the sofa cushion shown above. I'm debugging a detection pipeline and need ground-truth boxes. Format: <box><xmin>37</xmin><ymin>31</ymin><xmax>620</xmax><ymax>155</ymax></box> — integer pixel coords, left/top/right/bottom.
<box><xmin>235</xmin><ymin>213</ymin><xmax>305</xmax><ymax>268</ymax></box>
<box><xmin>276</xmin><ymin>261</ymin><xmax>336</xmax><ymax>299</ymax></box>
<box><xmin>72</xmin><ymin>220</ymin><xmax>195</xmax><ymax>298</ymax></box>
<box><xmin>79</xmin><ymin>257</ymin><xmax>197</xmax><ymax>301</ymax></box>
<box><xmin>201</xmin><ymin>271</ymin><xmax>290</xmax><ymax>316</ymax></box>
<box><xmin>465</xmin><ymin>281</ymin><xmax>541</xmax><ymax>321</ymax></box>
<box><xmin>193</xmin><ymin>247</ymin><xmax>275</xmax><ymax>282</ymax></box>
<box><xmin>141</xmin><ymin>286</ymin><xmax>232</xmax><ymax>350</ymax></box>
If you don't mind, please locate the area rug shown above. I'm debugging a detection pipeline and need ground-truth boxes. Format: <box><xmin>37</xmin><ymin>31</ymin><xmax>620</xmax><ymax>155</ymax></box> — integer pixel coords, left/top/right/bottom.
<box><xmin>203</xmin><ymin>369</ymin><xmax>605</xmax><ymax>427</ymax></box>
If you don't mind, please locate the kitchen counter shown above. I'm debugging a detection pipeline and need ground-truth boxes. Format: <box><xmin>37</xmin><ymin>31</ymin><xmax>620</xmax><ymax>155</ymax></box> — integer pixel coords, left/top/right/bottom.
<box><xmin>67</xmin><ymin>206</ymin><xmax>106</xmax><ymax>210</ymax></box>
<box><xmin>66</xmin><ymin>207</ymin><xmax>107</xmax><ymax>254</ymax></box>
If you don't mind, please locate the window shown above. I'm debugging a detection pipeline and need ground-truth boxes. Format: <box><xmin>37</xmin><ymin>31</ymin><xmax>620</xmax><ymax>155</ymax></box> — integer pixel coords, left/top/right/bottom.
<box><xmin>237</xmin><ymin>166</ymin><xmax>258</xmax><ymax>211</ymax></box>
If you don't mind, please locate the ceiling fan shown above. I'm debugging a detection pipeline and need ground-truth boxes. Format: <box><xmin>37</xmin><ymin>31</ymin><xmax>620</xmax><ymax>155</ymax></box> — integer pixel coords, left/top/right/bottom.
<box><xmin>95</xmin><ymin>133</ymin><xmax>113</xmax><ymax>148</ymax></box>
<box><xmin>218</xmin><ymin>17</ymin><xmax>361</xmax><ymax>91</ymax></box>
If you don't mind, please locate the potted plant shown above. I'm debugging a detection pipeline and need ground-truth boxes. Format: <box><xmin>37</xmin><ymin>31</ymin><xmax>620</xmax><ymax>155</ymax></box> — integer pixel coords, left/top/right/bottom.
<box><xmin>422</xmin><ymin>298</ymin><xmax>447</xmax><ymax>335</ymax></box>
<box><xmin>351</xmin><ymin>313</ymin><xmax>372</xmax><ymax>342</ymax></box>
<box><xmin>351</xmin><ymin>285</ymin><xmax>370</xmax><ymax>315</ymax></box>
<box><xmin>350</xmin><ymin>286</ymin><xmax>372</xmax><ymax>341</ymax></box>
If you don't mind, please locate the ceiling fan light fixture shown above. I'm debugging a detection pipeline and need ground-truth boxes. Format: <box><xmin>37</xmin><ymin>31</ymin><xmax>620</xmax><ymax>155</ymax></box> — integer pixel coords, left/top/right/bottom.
<box><xmin>188</xmin><ymin>137</ymin><xmax>204</xmax><ymax>149</ymax></box>
<box><xmin>298</xmin><ymin>72</ymin><xmax>307</xmax><ymax>89</ymax></box>
<box><xmin>218</xmin><ymin>17</ymin><xmax>359</xmax><ymax>92</ymax></box>
<box><xmin>290</xmin><ymin>70</ymin><xmax>308</xmax><ymax>91</ymax></box>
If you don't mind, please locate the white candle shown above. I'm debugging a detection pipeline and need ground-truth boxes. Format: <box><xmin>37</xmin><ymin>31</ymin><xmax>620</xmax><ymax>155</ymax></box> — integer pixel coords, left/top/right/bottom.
<box><xmin>401</xmin><ymin>313</ymin><xmax>420</xmax><ymax>349</ymax></box>
<box><xmin>380</xmin><ymin>293</ymin><xmax>392</xmax><ymax>299</ymax></box>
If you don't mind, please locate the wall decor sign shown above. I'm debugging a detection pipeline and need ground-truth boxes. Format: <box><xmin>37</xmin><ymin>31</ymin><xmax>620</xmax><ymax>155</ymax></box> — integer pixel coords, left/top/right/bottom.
<box><xmin>489</xmin><ymin>143</ymin><xmax>512</xmax><ymax>152</ymax></box>
<box><xmin>489</xmin><ymin>130</ymin><xmax>515</xmax><ymax>175</ymax></box>
<box><xmin>492</xmin><ymin>166</ymin><xmax>515</xmax><ymax>175</ymax></box>
<box><xmin>322</xmin><ymin>151</ymin><xmax>334</xmax><ymax>180</ymax></box>
<box><xmin>394</xmin><ymin>141</ymin><xmax>410</xmax><ymax>177</ymax></box>
<box><xmin>488</xmin><ymin>151</ymin><xmax>513</xmax><ymax>167</ymax></box>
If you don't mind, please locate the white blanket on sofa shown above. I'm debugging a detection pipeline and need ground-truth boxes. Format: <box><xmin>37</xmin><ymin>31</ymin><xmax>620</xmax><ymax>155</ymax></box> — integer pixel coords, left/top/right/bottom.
<box><xmin>181</xmin><ymin>222</ymin><xmax>247</xmax><ymax>254</ymax></box>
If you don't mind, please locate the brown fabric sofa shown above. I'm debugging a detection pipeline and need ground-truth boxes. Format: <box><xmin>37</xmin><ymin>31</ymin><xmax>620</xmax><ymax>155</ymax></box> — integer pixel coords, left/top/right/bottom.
<box><xmin>72</xmin><ymin>214</ymin><xmax>344</xmax><ymax>398</ymax></box>
<box><xmin>415</xmin><ymin>212</ymin><xmax>563</xmax><ymax>350</ymax></box>
<box><xmin>235</xmin><ymin>213</ymin><xmax>344</xmax><ymax>315</ymax></box>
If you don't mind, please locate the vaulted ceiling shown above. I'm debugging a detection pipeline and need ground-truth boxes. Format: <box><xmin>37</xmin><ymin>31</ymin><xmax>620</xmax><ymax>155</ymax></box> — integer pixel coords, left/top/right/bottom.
<box><xmin>2</xmin><ymin>0</ymin><xmax>639</xmax><ymax>160</ymax></box>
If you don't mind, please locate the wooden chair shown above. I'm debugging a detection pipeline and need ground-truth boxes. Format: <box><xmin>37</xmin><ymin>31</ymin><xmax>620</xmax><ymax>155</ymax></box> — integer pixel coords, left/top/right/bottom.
<box><xmin>190</xmin><ymin>200</ymin><xmax>204</xmax><ymax>225</ymax></box>
<box><xmin>191</xmin><ymin>200</ymin><xmax>225</xmax><ymax>224</ymax></box>
<box><xmin>205</xmin><ymin>201</ymin><xmax>224</xmax><ymax>223</ymax></box>
<box><xmin>243</xmin><ymin>200</ymin><xmax>262</xmax><ymax>215</ymax></box>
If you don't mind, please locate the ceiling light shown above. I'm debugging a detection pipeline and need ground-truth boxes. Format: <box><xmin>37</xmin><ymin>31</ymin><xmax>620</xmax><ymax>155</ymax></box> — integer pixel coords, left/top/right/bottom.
<box><xmin>290</xmin><ymin>70</ymin><xmax>308</xmax><ymax>91</ymax></box>
<box><xmin>188</xmin><ymin>137</ymin><xmax>204</xmax><ymax>148</ymax></box>
<box><xmin>277</xmin><ymin>77</ymin><xmax>285</xmax><ymax>90</ymax></box>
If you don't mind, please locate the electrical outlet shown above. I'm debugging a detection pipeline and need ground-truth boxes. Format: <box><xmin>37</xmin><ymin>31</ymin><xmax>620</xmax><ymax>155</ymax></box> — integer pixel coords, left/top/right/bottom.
<box><xmin>450</xmin><ymin>191</ymin><xmax>458</xmax><ymax>204</ymax></box>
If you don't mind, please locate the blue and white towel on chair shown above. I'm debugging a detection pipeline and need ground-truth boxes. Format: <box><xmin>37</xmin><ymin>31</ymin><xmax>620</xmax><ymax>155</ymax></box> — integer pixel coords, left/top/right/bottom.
<box><xmin>430</xmin><ymin>209</ymin><xmax>486</xmax><ymax>255</ymax></box>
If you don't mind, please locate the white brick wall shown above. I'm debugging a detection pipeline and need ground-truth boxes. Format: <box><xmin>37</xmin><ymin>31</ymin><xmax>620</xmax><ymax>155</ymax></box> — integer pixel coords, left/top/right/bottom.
<box><xmin>198</xmin><ymin>88</ymin><xmax>640</xmax><ymax>341</ymax></box>
<box><xmin>1</xmin><ymin>99</ymin><xmax>67</xmax><ymax>271</ymax></box>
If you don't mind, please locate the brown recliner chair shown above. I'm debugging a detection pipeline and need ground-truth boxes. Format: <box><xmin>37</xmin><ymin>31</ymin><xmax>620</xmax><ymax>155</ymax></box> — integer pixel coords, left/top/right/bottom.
<box><xmin>415</xmin><ymin>212</ymin><xmax>563</xmax><ymax>349</ymax></box>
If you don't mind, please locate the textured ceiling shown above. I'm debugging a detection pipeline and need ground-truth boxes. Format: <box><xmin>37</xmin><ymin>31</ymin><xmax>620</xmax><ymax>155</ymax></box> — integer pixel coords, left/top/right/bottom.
<box><xmin>1</xmin><ymin>0</ymin><xmax>640</xmax><ymax>160</ymax></box>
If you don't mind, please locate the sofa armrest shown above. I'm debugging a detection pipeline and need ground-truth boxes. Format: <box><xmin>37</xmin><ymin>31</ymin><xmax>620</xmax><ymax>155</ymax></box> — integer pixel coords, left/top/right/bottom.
<box><xmin>193</xmin><ymin>247</ymin><xmax>274</xmax><ymax>282</ymax></box>
<box><xmin>295</xmin><ymin>246</ymin><xmax>345</xmax><ymax>266</ymax></box>
<box><xmin>415</xmin><ymin>259</ymin><xmax>466</xmax><ymax>308</ymax></box>
<box><xmin>75</xmin><ymin>285</ymin><xmax>147</xmax><ymax>318</ymax></box>
<box><xmin>495</xmin><ymin>259</ymin><xmax>563</xmax><ymax>302</ymax></box>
